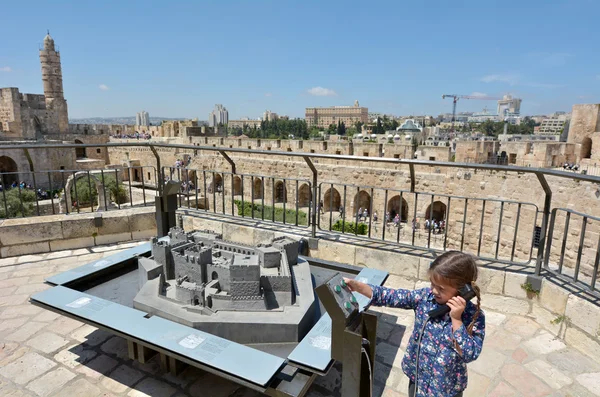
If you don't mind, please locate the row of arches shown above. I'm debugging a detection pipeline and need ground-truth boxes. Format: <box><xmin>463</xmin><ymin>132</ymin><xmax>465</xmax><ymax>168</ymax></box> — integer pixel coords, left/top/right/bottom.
<box><xmin>321</xmin><ymin>188</ymin><xmax>448</xmax><ymax>222</ymax></box>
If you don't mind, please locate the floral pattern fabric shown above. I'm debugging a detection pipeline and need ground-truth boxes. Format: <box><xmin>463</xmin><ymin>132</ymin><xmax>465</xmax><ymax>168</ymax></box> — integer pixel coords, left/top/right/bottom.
<box><xmin>370</xmin><ymin>286</ymin><xmax>485</xmax><ymax>397</ymax></box>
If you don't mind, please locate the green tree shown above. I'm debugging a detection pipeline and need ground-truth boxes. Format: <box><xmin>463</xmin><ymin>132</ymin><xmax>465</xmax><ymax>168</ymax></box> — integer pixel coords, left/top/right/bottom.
<box><xmin>328</xmin><ymin>124</ymin><xmax>337</xmax><ymax>134</ymax></box>
<box><xmin>354</xmin><ymin>121</ymin><xmax>364</xmax><ymax>134</ymax></box>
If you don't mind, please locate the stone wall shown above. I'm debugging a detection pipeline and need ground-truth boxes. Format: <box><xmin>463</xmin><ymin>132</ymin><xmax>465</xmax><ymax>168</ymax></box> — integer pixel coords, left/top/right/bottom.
<box><xmin>0</xmin><ymin>207</ymin><xmax>156</xmax><ymax>257</ymax></box>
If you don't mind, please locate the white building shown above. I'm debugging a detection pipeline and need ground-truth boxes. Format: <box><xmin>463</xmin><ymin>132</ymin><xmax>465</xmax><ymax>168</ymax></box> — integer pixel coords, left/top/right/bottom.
<box><xmin>136</xmin><ymin>111</ymin><xmax>149</xmax><ymax>126</ymax></box>
<box><xmin>497</xmin><ymin>95</ymin><xmax>522</xmax><ymax>117</ymax></box>
<box><xmin>208</xmin><ymin>104</ymin><xmax>229</xmax><ymax>127</ymax></box>
<box><xmin>537</xmin><ymin>113</ymin><xmax>569</xmax><ymax>135</ymax></box>
<box><xmin>262</xmin><ymin>110</ymin><xmax>279</xmax><ymax>121</ymax></box>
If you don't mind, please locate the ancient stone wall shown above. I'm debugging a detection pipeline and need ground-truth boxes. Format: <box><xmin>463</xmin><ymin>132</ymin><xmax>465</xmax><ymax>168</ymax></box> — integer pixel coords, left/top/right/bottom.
<box><xmin>568</xmin><ymin>104</ymin><xmax>600</xmax><ymax>145</ymax></box>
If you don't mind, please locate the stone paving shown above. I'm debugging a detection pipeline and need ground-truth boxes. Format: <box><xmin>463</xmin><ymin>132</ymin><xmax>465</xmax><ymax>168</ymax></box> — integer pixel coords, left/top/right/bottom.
<box><xmin>1</xmin><ymin>243</ymin><xmax>600</xmax><ymax>397</ymax></box>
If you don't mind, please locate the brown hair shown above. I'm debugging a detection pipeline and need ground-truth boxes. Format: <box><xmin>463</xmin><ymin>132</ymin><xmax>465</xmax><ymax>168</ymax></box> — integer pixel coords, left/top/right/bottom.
<box><xmin>428</xmin><ymin>251</ymin><xmax>482</xmax><ymax>335</ymax></box>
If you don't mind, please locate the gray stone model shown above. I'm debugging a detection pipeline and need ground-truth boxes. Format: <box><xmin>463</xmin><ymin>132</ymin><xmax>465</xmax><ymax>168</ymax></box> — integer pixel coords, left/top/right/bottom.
<box><xmin>133</xmin><ymin>227</ymin><xmax>316</xmax><ymax>345</ymax></box>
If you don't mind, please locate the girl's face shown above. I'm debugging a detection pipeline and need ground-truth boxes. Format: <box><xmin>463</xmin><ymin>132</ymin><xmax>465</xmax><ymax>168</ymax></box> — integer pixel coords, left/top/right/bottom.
<box><xmin>430</xmin><ymin>274</ymin><xmax>459</xmax><ymax>304</ymax></box>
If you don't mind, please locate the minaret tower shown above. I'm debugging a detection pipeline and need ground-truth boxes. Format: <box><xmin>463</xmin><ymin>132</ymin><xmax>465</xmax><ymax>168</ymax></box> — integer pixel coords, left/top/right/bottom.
<box><xmin>39</xmin><ymin>31</ymin><xmax>68</xmax><ymax>133</ymax></box>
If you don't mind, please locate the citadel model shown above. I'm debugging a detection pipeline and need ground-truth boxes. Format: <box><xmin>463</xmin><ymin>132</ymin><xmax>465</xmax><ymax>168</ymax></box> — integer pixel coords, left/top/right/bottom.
<box><xmin>133</xmin><ymin>227</ymin><xmax>316</xmax><ymax>345</ymax></box>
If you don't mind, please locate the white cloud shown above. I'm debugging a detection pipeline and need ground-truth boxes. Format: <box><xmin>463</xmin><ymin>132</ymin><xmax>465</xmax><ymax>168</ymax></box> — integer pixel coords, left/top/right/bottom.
<box><xmin>307</xmin><ymin>86</ymin><xmax>337</xmax><ymax>97</ymax></box>
<box><xmin>99</xmin><ymin>84</ymin><xmax>109</xmax><ymax>91</ymax></box>
<box><xmin>469</xmin><ymin>92</ymin><xmax>488</xmax><ymax>98</ymax></box>
<box><xmin>480</xmin><ymin>74</ymin><xmax>519</xmax><ymax>85</ymax></box>
<box><xmin>0</xmin><ymin>66</ymin><xmax>12</xmax><ymax>72</ymax></box>
<box><xmin>265</xmin><ymin>92</ymin><xmax>272</xmax><ymax>97</ymax></box>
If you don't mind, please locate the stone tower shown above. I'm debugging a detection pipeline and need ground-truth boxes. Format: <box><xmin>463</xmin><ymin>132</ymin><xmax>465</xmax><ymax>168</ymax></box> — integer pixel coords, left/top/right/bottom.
<box><xmin>39</xmin><ymin>32</ymin><xmax>68</xmax><ymax>133</ymax></box>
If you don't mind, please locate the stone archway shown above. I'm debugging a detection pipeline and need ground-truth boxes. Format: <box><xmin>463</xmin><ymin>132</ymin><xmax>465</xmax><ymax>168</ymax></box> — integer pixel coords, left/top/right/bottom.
<box><xmin>323</xmin><ymin>188</ymin><xmax>341</xmax><ymax>211</ymax></box>
<box><xmin>75</xmin><ymin>139</ymin><xmax>86</xmax><ymax>159</ymax></box>
<box><xmin>61</xmin><ymin>172</ymin><xmax>111</xmax><ymax>213</ymax></box>
<box><xmin>298</xmin><ymin>183</ymin><xmax>312</xmax><ymax>207</ymax></box>
<box><xmin>425</xmin><ymin>201</ymin><xmax>447</xmax><ymax>222</ymax></box>
<box><xmin>581</xmin><ymin>138</ymin><xmax>592</xmax><ymax>159</ymax></box>
<box><xmin>0</xmin><ymin>155</ymin><xmax>19</xmax><ymax>186</ymax></box>
<box><xmin>387</xmin><ymin>195</ymin><xmax>409</xmax><ymax>221</ymax></box>
<box><xmin>253</xmin><ymin>178</ymin><xmax>263</xmax><ymax>199</ymax></box>
<box><xmin>353</xmin><ymin>190</ymin><xmax>371</xmax><ymax>213</ymax></box>
<box><xmin>208</xmin><ymin>174</ymin><xmax>223</xmax><ymax>193</ymax></box>
<box><xmin>275</xmin><ymin>181</ymin><xmax>287</xmax><ymax>203</ymax></box>
<box><xmin>233</xmin><ymin>176</ymin><xmax>242</xmax><ymax>196</ymax></box>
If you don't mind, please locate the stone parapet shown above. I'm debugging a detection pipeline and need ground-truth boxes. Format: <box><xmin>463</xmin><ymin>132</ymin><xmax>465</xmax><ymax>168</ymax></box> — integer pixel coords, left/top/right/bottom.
<box><xmin>0</xmin><ymin>207</ymin><xmax>156</xmax><ymax>258</ymax></box>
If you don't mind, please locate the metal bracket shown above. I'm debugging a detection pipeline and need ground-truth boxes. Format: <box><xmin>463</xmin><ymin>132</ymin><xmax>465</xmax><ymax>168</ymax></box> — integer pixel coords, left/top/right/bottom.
<box><xmin>149</xmin><ymin>145</ymin><xmax>162</xmax><ymax>195</ymax></box>
<box><xmin>302</xmin><ymin>156</ymin><xmax>318</xmax><ymax>238</ymax></box>
<box><xmin>535</xmin><ymin>172</ymin><xmax>552</xmax><ymax>276</ymax></box>
<box><xmin>408</xmin><ymin>163</ymin><xmax>415</xmax><ymax>193</ymax></box>
<box><xmin>219</xmin><ymin>150</ymin><xmax>236</xmax><ymax>174</ymax></box>
<box><xmin>526</xmin><ymin>274</ymin><xmax>543</xmax><ymax>292</ymax></box>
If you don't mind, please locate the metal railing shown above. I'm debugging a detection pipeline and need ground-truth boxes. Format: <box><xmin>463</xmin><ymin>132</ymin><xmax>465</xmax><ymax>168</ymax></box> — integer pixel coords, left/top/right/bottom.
<box><xmin>1</xmin><ymin>141</ymin><xmax>600</xmax><ymax>299</ymax></box>
<box><xmin>0</xmin><ymin>166</ymin><xmax>157</xmax><ymax>218</ymax></box>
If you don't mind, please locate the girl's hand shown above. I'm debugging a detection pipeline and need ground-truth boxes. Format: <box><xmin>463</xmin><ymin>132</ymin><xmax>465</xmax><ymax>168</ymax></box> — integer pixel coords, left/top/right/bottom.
<box><xmin>343</xmin><ymin>277</ymin><xmax>357</xmax><ymax>291</ymax></box>
<box><xmin>446</xmin><ymin>296</ymin><xmax>466</xmax><ymax>321</ymax></box>
<box><xmin>343</xmin><ymin>277</ymin><xmax>373</xmax><ymax>299</ymax></box>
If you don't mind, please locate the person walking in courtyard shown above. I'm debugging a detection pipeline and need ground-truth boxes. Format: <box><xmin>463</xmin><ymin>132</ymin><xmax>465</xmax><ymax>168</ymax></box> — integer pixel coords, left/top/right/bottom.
<box><xmin>344</xmin><ymin>251</ymin><xmax>485</xmax><ymax>397</ymax></box>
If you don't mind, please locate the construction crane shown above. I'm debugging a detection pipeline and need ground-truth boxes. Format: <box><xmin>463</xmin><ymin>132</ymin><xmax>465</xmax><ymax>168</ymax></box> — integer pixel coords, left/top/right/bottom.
<box><xmin>442</xmin><ymin>94</ymin><xmax>500</xmax><ymax>134</ymax></box>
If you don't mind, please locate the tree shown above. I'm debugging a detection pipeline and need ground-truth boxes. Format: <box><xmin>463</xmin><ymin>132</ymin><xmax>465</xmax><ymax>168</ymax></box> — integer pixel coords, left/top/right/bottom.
<box><xmin>328</xmin><ymin>124</ymin><xmax>337</xmax><ymax>134</ymax></box>
<box><xmin>338</xmin><ymin>121</ymin><xmax>346</xmax><ymax>135</ymax></box>
<box><xmin>355</xmin><ymin>121</ymin><xmax>364</xmax><ymax>134</ymax></box>
<box><xmin>374</xmin><ymin>118</ymin><xmax>384</xmax><ymax>134</ymax></box>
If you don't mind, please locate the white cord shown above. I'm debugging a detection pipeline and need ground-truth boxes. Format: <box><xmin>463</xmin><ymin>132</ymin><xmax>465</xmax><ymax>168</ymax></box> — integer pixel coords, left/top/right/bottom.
<box><xmin>413</xmin><ymin>317</ymin><xmax>431</xmax><ymax>397</ymax></box>
<box><xmin>361</xmin><ymin>347</ymin><xmax>373</xmax><ymax>397</ymax></box>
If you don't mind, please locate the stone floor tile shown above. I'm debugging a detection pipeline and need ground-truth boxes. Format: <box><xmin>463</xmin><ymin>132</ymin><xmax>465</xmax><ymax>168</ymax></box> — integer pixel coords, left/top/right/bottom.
<box><xmin>0</xmin><ymin>294</ymin><xmax>30</xmax><ymax>307</ymax></box>
<box><xmin>511</xmin><ymin>347</ymin><xmax>529</xmax><ymax>363</ymax></box>
<box><xmin>463</xmin><ymin>371</ymin><xmax>491</xmax><ymax>397</ymax></box>
<box><xmin>44</xmin><ymin>316</ymin><xmax>84</xmax><ymax>335</ymax></box>
<box><xmin>31</xmin><ymin>310</ymin><xmax>62</xmax><ymax>323</ymax></box>
<box><xmin>0</xmin><ymin>256</ymin><xmax>19</xmax><ymax>266</ymax></box>
<box><xmin>5</xmin><ymin>321</ymin><xmax>46</xmax><ymax>342</ymax></box>
<box><xmin>75</xmin><ymin>354</ymin><xmax>119</xmax><ymax>380</ymax></box>
<box><xmin>0</xmin><ymin>316</ymin><xmax>29</xmax><ymax>331</ymax></box>
<box><xmin>375</xmin><ymin>341</ymin><xmax>403</xmax><ymax>367</ymax></box>
<box><xmin>100</xmin><ymin>364</ymin><xmax>145</xmax><ymax>393</ymax></box>
<box><xmin>503</xmin><ymin>316</ymin><xmax>540</xmax><ymax>337</ymax></box>
<box><xmin>0</xmin><ymin>346</ymin><xmax>30</xmax><ymax>367</ymax></box>
<box><xmin>54</xmin><ymin>343</ymin><xmax>98</xmax><ymax>368</ymax></box>
<box><xmin>487</xmin><ymin>381</ymin><xmax>518</xmax><ymax>397</ymax></box>
<box><xmin>69</xmin><ymin>324</ymin><xmax>112</xmax><ymax>347</ymax></box>
<box><xmin>46</xmin><ymin>250</ymin><xmax>73</xmax><ymax>259</ymax></box>
<box><xmin>468</xmin><ymin>348</ymin><xmax>506</xmax><ymax>378</ymax></box>
<box><xmin>100</xmin><ymin>336</ymin><xmax>130</xmax><ymax>360</ymax></box>
<box><xmin>484</xmin><ymin>311</ymin><xmax>507</xmax><ymax>326</ymax></box>
<box><xmin>0</xmin><ymin>352</ymin><xmax>56</xmax><ymax>385</ymax></box>
<box><xmin>576</xmin><ymin>373</ymin><xmax>600</xmax><ymax>397</ymax></box>
<box><xmin>26</xmin><ymin>332</ymin><xmax>70</xmax><ymax>354</ymax></box>
<box><xmin>161</xmin><ymin>366</ymin><xmax>205</xmax><ymax>389</ymax></box>
<box><xmin>52</xmin><ymin>378</ymin><xmax>102</xmax><ymax>397</ymax></box>
<box><xmin>0</xmin><ymin>304</ymin><xmax>42</xmax><ymax>319</ymax></box>
<box><xmin>485</xmin><ymin>329</ymin><xmax>523</xmax><ymax>352</ymax></box>
<box><xmin>126</xmin><ymin>378</ymin><xmax>177</xmax><ymax>397</ymax></box>
<box><xmin>0</xmin><ymin>276</ymin><xmax>30</xmax><ymax>288</ymax></box>
<box><xmin>0</xmin><ymin>286</ymin><xmax>17</xmax><ymax>297</ymax></box>
<box><xmin>523</xmin><ymin>331</ymin><xmax>567</xmax><ymax>355</ymax></box>
<box><xmin>546</xmin><ymin>349</ymin><xmax>600</xmax><ymax>374</ymax></box>
<box><xmin>524</xmin><ymin>359</ymin><xmax>573</xmax><ymax>389</ymax></box>
<box><xmin>12</xmin><ymin>267</ymin><xmax>55</xmax><ymax>278</ymax></box>
<box><xmin>16</xmin><ymin>254</ymin><xmax>45</xmax><ymax>264</ymax></box>
<box><xmin>382</xmin><ymin>388</ymin><xmax>407</xmax><ymax>397</ymax></box>
<box><xmin>0</xmin><ymin>389</ymin><xmax>36</xmax><ymax>397</ymax></box>
<box><xmin>25</xmin><ymin>367</ymin><xmax>76</xmax><ymax>397</ymax></box>
<box><xmin>501</xmin><ymin>363</ymin><xmax>552</xmax><ymax>397</ymax></box>
<box><xmin>15</xmin><ymin>283</ymin><xmax>50</xmax><ymax>296</ymax></box>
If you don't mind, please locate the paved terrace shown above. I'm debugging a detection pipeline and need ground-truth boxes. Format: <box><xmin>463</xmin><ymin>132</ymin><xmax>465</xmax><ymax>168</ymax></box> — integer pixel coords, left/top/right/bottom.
<box><xmin>1</xmin><ymin>243</ymin><xmax>600</xmax><ymax>397</ymax></box>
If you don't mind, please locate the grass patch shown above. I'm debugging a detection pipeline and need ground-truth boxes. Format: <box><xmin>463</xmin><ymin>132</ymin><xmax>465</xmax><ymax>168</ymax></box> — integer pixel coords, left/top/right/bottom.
<box><xmin>331</xmin><ymin>219</ymin><xmax>368</xmax><ymax>235</ymax></box>
<box><xmin>234</xmin><ymin>200</ymin><xmax>308</xmax><ymax>225</ymax></box>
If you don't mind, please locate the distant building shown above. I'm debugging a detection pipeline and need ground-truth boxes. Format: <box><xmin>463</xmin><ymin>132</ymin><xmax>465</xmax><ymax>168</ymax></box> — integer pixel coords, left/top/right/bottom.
<box><xmin>228</xmin><ymin>119</ymin><xmax>262</xmax><ymax>130</ymax></box>
<box><xmin>208</xmin><ymin>104</ymin><xmax>228</xmax><ymax>127</ymax></box>
<box><xmin>305</xmin><ymin>100</ymin><xmax>368</xmax><ymax>129</ymax></box>
<box><xmin>136</xmin><ymin>111</ymin><xmax>149</xmax><ymax>126</ymax></box>
<box><xmin>262</xmin><ymin>110</ymin><xmax>278</xmax><ymax>121</ymax></box>
<box><xmin>537</xmin><ymin>113</ymin><xmax>569</xmax><ymax>135</ymax></box>
<box><xmin>497</xmin><ymin>94</ymin><xmax>522</xmax><ymax>117</ymax></box>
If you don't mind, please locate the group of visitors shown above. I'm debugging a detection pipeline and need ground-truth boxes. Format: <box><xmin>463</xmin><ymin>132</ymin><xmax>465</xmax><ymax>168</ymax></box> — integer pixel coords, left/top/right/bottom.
<box><xmin>563</xmin><ymin>162</ymin><xmax>580</xmax><ymax>171</ymax></box>
<box><xmin>174</xmin><ymin>158</ymin><xmax>191</xmax><ymax>168</ymax></box>
<box><xmin>111</xmin><ymin>132</ymin><xmax>151</xmax><ymax>140</ymax></box>
<box><xmin>0</xmin><ymin>181</ymin><xmax>58</xmax><ymax>200</ymax></box>
<box><xmin>425</xmin><ymin>218</ymin><xmax>446</xmax><ymax>234</ymax></box>
<box><xmin>180</xmin><ymin>180</ymin><xmax>196</xmax><ymax>194</ymax></box>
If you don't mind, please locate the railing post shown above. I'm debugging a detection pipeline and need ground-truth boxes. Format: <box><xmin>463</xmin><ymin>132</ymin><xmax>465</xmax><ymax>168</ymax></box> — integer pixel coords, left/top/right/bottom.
<box><xmin>534</xmin><ymin>172</ymin><xmax>552</xmax><ymax>278</ymax></box>
<box><xmin>303</xmin><ymin>156</ymin><xmax>318</xmax><ymax>238</ymax></box>
<box><xmin>150</xmin><ymin>145</ymin><xmax>163</xmax><ymax>195</ymax></box>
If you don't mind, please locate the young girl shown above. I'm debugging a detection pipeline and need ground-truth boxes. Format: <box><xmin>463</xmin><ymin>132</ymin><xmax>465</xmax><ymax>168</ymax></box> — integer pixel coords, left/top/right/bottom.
<box><xmin>345</xmin><ymin>251</ymin><xmax>484</xmax><ymax>397</ymax></box>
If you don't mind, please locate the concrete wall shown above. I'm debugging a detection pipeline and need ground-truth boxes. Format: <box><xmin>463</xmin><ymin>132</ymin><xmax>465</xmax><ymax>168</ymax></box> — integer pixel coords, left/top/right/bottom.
<box><xmin>0</xmin><ymin>207</ymin><xmax>156</xmax><ymax>258</ymax></box>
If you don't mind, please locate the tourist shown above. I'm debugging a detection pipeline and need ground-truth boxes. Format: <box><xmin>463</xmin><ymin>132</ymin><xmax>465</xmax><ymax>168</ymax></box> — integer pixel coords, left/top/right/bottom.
<box><xmin>373</xmin><ymin>211</ymin><xmax>378</xmax><ymax>222</ymax></box>
<box><xmin>339</xmin><ymin>205</ymin><xmax>344</xmax><ymax>216</ymax></box>
<box><xmin>343</xmin><ymin>251</ymin><xmax>484</xmax><ymax>397</ymax></box>
<box><xmin>394</xmin><ymin>214</ymin><xmax>400</xmax><ymax>227</ymax></box>
<box><xmin>357</xmin><ymin>207</ymin><xmax>363</xmax><ymax>220</ymax></box>
<box><xmin>363</xmin><ymin>208</ymin><xmax>369</xmax><ymax>221</ymax></box>
<box><xmin>319</xmin><ymin>200</ymin><xmax>324</xmax><ymax>214</ymax></box>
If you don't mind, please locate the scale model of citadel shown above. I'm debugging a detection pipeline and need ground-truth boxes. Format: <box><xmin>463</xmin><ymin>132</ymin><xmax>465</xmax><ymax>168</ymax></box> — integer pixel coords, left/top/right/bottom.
<box><xmin>134</xmin><ymin>227</ymin><xmax>316</xmax><ymax>345</ymax></box>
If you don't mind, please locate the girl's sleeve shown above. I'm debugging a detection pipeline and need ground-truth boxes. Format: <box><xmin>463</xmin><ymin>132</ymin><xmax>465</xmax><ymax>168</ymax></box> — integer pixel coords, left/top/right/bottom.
<box><xmin>369</xmin><ymin>285</ymin><xmax>423</xmax><ymax>309</ymax></box>
<box><xmin>451</xmin><ymin>310</ymin><xmax>485</xmax><ymax>363</ymax></box>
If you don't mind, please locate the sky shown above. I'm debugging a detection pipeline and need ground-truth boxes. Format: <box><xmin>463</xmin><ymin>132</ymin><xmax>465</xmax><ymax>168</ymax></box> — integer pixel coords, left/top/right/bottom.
<box><xmin>1</xmin><ymin>0</ymin><xmax>599</xmax><ymax>120</ymax></box>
